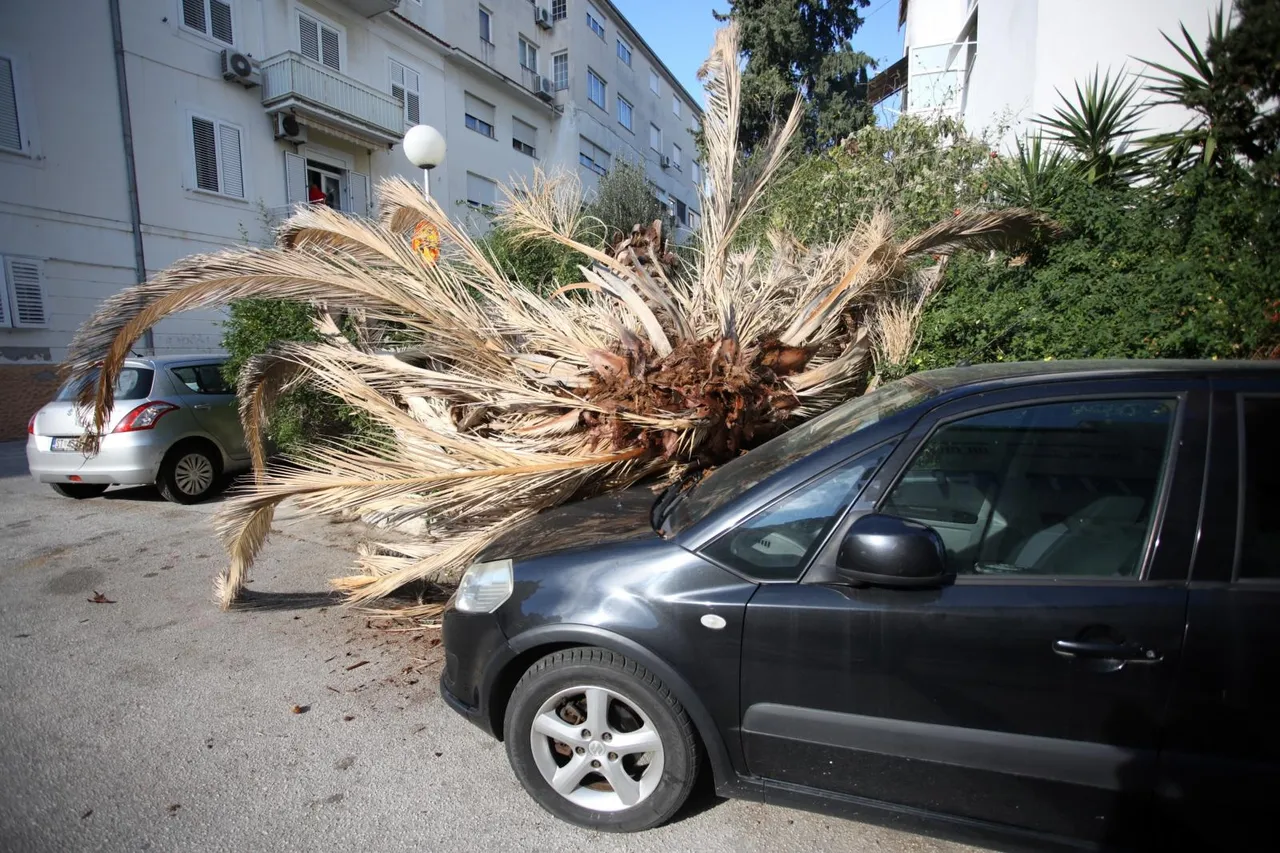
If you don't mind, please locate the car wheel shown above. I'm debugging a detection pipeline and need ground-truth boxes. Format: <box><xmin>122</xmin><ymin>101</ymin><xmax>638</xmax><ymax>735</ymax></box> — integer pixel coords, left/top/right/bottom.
<box><xmin>157</xmin><ymin>442</ymin><xmax>222</xmax><ymax>504</ymax></box>
<box><xmin>503</xmin><ymin>647</ymin><xmax>700</xmax><ymax>832</ymax></box>
<box><xmin>50</xmin><ymin>483</ymin><xmax>109</xmax><ymax>499</ymax></box>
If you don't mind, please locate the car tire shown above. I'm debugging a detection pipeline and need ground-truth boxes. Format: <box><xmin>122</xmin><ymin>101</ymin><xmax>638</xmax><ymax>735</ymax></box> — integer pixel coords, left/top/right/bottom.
<box><xmin>503</xmin><ymin>647</ymin><xmax>700</xmax><ymax>832</ymax></box>
<box><xmin>157</xmin><ymin>441</ymin><xmax>222</xmax><ymax>504</ymax></box>
<box><xmin>50</xmin><ymin>483</ymin><xmax>109</xmax><ymax>499</ymax></box>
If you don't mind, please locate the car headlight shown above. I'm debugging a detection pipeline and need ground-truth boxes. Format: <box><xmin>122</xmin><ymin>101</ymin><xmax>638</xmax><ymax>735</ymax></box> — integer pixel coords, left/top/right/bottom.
<box><xmin>454</xmin><ymin>558</ymin><xmax>514</xmax><ymax>613</ymax></box>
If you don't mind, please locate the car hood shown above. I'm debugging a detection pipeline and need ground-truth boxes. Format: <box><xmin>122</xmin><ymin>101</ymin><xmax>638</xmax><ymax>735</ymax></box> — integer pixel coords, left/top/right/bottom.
<box><xmin>480</xmin><ymin>487</ymin><xmax>660</xmax><ymax>562</ymax></box>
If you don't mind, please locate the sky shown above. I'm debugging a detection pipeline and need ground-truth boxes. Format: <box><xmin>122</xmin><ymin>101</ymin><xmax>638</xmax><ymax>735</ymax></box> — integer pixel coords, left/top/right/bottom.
<box><xmin>609</xmin><ymin>0</ymin><xmax>907</xmax><ymax>122</ymax></box>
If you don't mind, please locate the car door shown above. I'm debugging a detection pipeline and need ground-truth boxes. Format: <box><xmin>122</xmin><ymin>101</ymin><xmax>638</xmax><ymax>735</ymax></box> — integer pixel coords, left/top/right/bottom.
<box><xmin>167</xmin><ymin>362</ymin><xmax>247</xmax><ymax>459</ymax></box>
<box><xmin>1158</xmin><ymin>378</ymin><xmax>1280</xmax><ymax>851</ymax></box>
<box><xmin>737</xmin><ymin>378</ymin><xmax>1207</xmax><ymax>845</ymax></box>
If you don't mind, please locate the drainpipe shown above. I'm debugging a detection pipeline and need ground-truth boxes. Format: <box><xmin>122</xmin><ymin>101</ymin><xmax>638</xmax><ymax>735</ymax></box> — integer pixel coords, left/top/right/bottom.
<box><xmin>108</xmin><ymin>0</ymin><xmax>153</xmax><ymax>354</ymax></box>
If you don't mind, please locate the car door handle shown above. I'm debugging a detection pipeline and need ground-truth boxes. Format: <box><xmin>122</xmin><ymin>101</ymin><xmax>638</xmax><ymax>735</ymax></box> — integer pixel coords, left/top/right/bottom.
<box><xmin>192</xmin><ymin>404</ymin><xmax>211</xmax><ymax>410</ymax></box>
<box><xmin>1052</xmin><ymin>639</ymin><xmax>1162</xmax><ymax>663</ymax></box>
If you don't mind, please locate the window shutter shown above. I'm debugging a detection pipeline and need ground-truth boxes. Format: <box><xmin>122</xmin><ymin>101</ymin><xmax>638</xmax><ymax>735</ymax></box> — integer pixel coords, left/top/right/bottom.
<box><xmin>5</xmin><ymin>258</ymin><xmax>47</xmax><ymax>328</ymax></box>
<box><xmin>512</xmin><ymin>118</ymin><xmax>535</xmax><ymax>148</ymax></box>
<box><xmin>218</xmin><ymin>123</ymin><xmax>243</xmax><ymax>198</ymax></box>
<box><xmin>466</xmin><ymin>172</ymin><xmax>496</xmax><ymax>208</ymax></box>
<box><xmin>0</xmin><ymin>269</ymin><xmax>9</xmax><ymax>327</ymax></box>
<box><xmin>0</xmin><ymin>57</ymin><xmax>20</xmax><ymax>152</ymax></box>
<box><xmin>210</xmin><ymin>0</ymin><xmax>234</xmax><ymax>45</ymax></box>
<box><xmin>406</xmin><ymin>91</ymin><xmax>420</xmax><ymax>125</ymax></box>
<box><xmin>182</xmin><ymin>0</ymin><xmax>206</xmax><ymax>34</ymax></box>
<box><xmin>298</xmin><ymin>15</ymin><xmax>320</xmax><ymax>62</ymax></box>
<box><xmin>284</xmin><ymin>151</ymin><xmax>306</xmax><ymax>205</ymax></box>
<box><xmin>349</xmin><ymin>171</ymin><xmax>369</xmax><ymax>216</ymax></box>
<box><xmin>320</xmin><ymin>26</ymin><xmax>341</xmax><ymax>70</ymax></box>
<box><xmin>191</xmin><ymin>116</ymin><xmax>219</xmax><ymax>192</ymax></box>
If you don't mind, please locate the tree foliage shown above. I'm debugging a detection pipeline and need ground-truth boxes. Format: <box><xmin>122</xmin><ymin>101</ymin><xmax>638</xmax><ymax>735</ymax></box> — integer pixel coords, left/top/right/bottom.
<box><xmin>715</xmin><ymin>0</ymin><xmax>875</xmax><ymax>152</ymax></box>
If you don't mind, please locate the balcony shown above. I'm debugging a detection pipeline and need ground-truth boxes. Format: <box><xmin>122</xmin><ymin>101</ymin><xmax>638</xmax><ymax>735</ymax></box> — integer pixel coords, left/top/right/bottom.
<box><xmin>336</xmin><ymin>0</ymin><xmax>400</xmax><ymax>17</ymax></box>
<box><xmin>261</xmin><ymin>52</ymin><xmax>405</xmax><ymax>147</ymax></box>
<box><xmin>520</xmin><ymin>65</ymin><xmax>539</xmax><ymax>92</ymax></box>
<box><xmin>478</xmin><ymin>38</ymin><xmax>495</xmax><ymax>68</ymax></box>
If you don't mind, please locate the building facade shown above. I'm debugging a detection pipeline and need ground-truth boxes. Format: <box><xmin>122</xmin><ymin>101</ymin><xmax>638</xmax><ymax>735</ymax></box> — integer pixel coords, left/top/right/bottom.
<box><xmin>880</xmin><ymin>0</ymin><xmax>1218</xmax><ymax>140</ymax></box>
<box><xmin>0</xmin><ymin>0</ymin><xmax>703</xmax><ymax>438</ymax></box>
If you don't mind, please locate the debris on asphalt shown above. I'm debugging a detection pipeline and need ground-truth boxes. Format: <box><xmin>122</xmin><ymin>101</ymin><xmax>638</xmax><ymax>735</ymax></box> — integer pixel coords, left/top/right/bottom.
<box><xmin>80</xmin><ymin>809</ymin><xmax>92</xmax><ymax>820</ymax></box>
<box><xmin>167</xmin><ymin>804</ymin><xmax>181</xmax><ymax>815</ymax></box>
<box><xmin>87</xmin><ymin>592</ymin><xmax>115</xmax><ymax>604</ymax></box>
<box><xmin>343</xmin><ymin>715</ymin><xmax>355</xmax><ymax>722</ymax></box>
<box><xmin>345</xmin><ymin>660</ymin><xmax>369</xmax><ymax>671</ymax></box>
<box><xmin>291</xmin><ymin>704</ymin><xmax>310</xmax><ymax>714</ymax></box>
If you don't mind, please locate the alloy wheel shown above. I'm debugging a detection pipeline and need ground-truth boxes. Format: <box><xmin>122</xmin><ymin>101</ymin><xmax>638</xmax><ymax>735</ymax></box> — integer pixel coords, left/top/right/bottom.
<box><xmin>528</xmin><ymin>684</ymin><xmax>665</xmax><ymax>812</ymax></box>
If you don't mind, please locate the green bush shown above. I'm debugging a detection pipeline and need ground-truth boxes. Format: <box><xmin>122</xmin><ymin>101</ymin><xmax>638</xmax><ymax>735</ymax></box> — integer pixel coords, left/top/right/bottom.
<box><xmin>914</xmin><ymin>167</ymin><xmax>1280</xmax><ymax>368</ymax></box>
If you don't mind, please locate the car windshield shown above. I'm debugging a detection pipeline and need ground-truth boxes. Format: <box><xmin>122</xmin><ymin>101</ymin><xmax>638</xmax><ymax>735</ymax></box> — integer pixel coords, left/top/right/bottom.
<box><xmin>55</xmin><ymin>367</ymin><xmax>154</xmax><ymax>402</ymax></box>
<box><xmin>671</xmin><ymin>377</ymin><xmax>935</xmax><ymax>530</ymax></box>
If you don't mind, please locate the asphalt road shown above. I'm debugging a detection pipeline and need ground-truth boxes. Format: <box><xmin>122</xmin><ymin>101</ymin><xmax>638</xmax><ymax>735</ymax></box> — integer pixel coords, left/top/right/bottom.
<box><xmin>0</xmin><ymin>440</ymin><xmax>982</xmax><ymax>853</ymax></box>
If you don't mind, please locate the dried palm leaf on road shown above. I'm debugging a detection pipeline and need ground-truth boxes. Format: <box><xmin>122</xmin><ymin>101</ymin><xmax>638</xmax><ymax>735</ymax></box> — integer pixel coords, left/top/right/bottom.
<box><xmin>66</xmin><ymin>24</ymin><xmax>1049</xmax><ymax>614</ymax></box>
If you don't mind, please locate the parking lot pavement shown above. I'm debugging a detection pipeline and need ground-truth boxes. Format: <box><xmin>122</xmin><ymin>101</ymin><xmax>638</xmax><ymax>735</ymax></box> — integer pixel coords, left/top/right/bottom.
<box><xmin>0</xmin><ymin>440</ymin><xmax>983</xmax><ymax>853</ymax></box>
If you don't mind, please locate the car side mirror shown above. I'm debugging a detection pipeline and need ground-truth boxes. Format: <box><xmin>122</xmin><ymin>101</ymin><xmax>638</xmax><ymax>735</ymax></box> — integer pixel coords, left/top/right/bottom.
<box><xmin>835</xmin><ymin>513</ymin><xmax>952</xmax><ymax>588</ymax></box>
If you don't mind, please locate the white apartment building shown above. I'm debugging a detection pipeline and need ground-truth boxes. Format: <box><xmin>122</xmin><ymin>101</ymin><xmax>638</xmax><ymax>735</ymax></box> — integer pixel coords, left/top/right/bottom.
<box><xmin>0</xmin><ymin>0</ymin><xmax>703</xmax><ymax>438</ymax></box>
<box><xmin>875</xmin><ymin>0</ymin><xmax>1218</xmax><ymax>140</ymax></box>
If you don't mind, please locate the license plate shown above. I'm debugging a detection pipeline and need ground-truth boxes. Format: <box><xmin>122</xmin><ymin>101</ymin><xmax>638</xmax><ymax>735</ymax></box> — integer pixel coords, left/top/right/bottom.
<box><xmin>51</xmin><ymin>437</ymin><xmax>82</xmax><ymax>452</ymax></box>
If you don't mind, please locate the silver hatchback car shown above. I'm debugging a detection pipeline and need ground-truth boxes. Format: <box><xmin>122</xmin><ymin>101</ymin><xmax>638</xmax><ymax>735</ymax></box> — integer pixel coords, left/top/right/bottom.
<box><xmin>27</xmin><ymin>354</ymin><xmax>251</xmax><ymax>503</ymax></box>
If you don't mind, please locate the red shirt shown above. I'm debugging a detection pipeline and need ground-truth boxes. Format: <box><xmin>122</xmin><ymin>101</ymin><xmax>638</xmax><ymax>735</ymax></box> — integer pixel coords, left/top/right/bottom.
<box><xmin>308</xmin><ymin>186</ymin><xmax>326</xmax><ymax>204</ymax></box>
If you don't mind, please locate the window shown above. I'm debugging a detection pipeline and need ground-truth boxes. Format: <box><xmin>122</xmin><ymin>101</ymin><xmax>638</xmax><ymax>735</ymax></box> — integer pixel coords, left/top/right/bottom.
<box><xmin>464</xmin><ymin>93</ymin><xmax>496</xmax><ymax>139</ymax></box>
<box><xmin>57</xmin><ymin>367</ymin><xmax>153</xmax><ymax>402</ymax></box>
<box><xmin>512</xmin><ymin>117</ymin><xmax>537</xmax><ymax>157</ymax></box>
<box><xmin>578</xmin><ymin>136</ymin><xmax>609</xmax><ymax>176</ymax></box>
<box><xmin>906</xmin><ymin>42</ymin><xmax>969</xmax><ymax>115</ymax></box>
<box><xmin>649</xmin><ymin>69</ymin><xmax>660</xmax><ymax>95</ymax></box>
<box><xmin>691</xmin><ymin>115</ymin><xmax>700</xmax><ymax>134</ymax></box>
<box><xmin>703</xmin><ymin>449</ymin><xmax>891</xmax><ymax>581</ymax></box>
<box><xmin>518</xmin><ymin>37</ymin><xmax>538</xmax><ymax>72</ymax></box>
<box><xmin>1239</xmin><ymin>397</ymin><xmax>1280</xmax><ymax>580</ymax></box>
<box><xmin>687</xmin><ymin>209</ymin><xmax>701</xmax><ymax>229</ymax></box>
<box><xmin>617</xmin><ymin>38</ymin><xmax>632</xmax><ymax>66</ymax></box>
<box><xmin>692</xmin><ymin>161</ymin><xmax>701</xmax><ymax>187</ymax></box>
<box><xmin>551</xmin><ymin>0</ymin><xmax>567</xmax><ymax>21</ymax></box>
<box><xmin>298</xmin><ymin>9</ymin><xmax>341</xmax><ymax>71</ymax></box>
<box><xmin>587</xmin><ymin>68</ymin><xmax>606</xmax><ymax>109</ymax></box>
<box><xmin>181</xmin><ymin>0</ymin><xmax>234</xmax><ymax>45</ymax></box>
<box><xmin>675</xmin><ymin>197</ymin><xmax>687</xmax><ymax>225</ymax></box>
<box><xmin>478</xmin><ymin>6</ymin><xmax>492</xmax><ymax>43</ymax></box>
<box><xmin>466</xmin><ymin>172</ymin><xmax>497</xmax><ymax>210</ymax></box>
<box><xmin>882</xmin><ymin>399</ymin><xmax>1177</xmax><ymax>578</ymax></box>
<box><xmin>671</xmin><ymin>143</ymin><xmax>682</xmax><ymax>170</ymax></box>
<box><xmin>170</xmin><ymin>364</ymin><xmax>232</xmax><ymax>395</ymax></box>
<box><xmin>552</xmin><ymin>52</ymin><xmax>569</xmax><ymax>91</ymax></box>
<box><xmin>616</xmin><ymin>95</ymin><xmax>633</xmax><ymax>131</ymax></box>
<box><xmin>0</xmin><ymin>56</ymin><xmax>23</xmax><ymax>153</ymax></box>
<box><xmin>0</xmin><ymin>256</ymin><xmax>48</xmax><ymax>329</ymax></box>
<box><xmin>586</xmin><ymin>4</ymin><xmax>605</xmax><ymax>38</ymax></box>
<box><xmin>672</xmin><ymin>97</ymin><xmax>681</xmax><ymax>118</ymax></box>
<box><xmin>190</xmin><ymin>115</ymin><xmax>243</xmax><ymax>198</ymax></box>
<box><xmin>649</xmin><ymin>123</ymin><xmax>661</xmax><ymax>152</ymax></box>
<box><xmin>390</xmin><ymin>59</ymin><xmax>420</xmax><ymax>126</ymax></box>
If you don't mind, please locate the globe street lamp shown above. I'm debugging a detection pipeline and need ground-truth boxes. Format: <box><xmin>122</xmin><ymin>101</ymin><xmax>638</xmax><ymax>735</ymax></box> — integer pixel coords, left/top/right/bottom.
<box><xmin>403</xmin><ymin>124</ymin><xmax>446</xmax><ymax>200</ymax></box>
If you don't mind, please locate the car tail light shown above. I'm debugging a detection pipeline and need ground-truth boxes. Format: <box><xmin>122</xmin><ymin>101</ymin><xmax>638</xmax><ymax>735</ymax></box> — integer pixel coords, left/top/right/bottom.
<box><xmin>28</xmin><ymin>413</ymin><xmax>37</xmax><ymax>434</ymax></box>
<box><xmin>113</xmin><ymin>401</ymin><xmax>179</xmax><ymax>432</ymax></box>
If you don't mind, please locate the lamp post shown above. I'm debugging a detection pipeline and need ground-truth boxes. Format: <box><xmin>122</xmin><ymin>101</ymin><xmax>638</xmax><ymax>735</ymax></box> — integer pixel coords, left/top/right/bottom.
<box><xmin>402</xmin><ymin>124</ymin><xmax>446</xmax><ymax>200</ymax></box>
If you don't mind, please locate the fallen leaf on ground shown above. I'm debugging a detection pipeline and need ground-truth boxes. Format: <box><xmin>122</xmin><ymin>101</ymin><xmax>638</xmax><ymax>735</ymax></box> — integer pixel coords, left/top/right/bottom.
<box><xmin>291</xmin><ymin>704</ymin><xmax>310</xmax><ymax>714</ymax></box>
<box><xmin>88</xmin><ymin>592</ymin><xmax>115</xmax><ymax>604</ymax></box>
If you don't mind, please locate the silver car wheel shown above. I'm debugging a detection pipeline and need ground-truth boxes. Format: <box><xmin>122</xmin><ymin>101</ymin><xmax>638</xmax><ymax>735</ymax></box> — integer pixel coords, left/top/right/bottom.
<box><xmin>173</xmin><ymin>452</ymin><xmax>215</xmax><ymax>496</ymax></box>
<box><xmin>528</xmin><ymin>684</ymin><xmax>665</xmax><ymax>813</ymax></box>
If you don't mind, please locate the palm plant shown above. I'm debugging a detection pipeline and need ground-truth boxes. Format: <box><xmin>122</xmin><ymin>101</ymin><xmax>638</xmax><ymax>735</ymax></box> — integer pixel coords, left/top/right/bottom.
<box><xmin>66</xmin><ymin>25</ymin><xmax>1047</xmax><ymax>615</ymax></box>
<box><xmin>987</xmin><ymin>133</ymin><xmax>1077</xmax><ymax>210</ymax></box>
<box><xmin>1038</xmin><ymin>67</ymin><xmax>1149</xmax><ymax>185</ymax></box>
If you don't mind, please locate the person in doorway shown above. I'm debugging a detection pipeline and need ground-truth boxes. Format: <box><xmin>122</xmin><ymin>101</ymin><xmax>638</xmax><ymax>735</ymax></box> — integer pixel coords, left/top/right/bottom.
<box><xmin>308</xmin><ymin>180</ymin><xmax>327</xmax><ymax>205</ymax></box>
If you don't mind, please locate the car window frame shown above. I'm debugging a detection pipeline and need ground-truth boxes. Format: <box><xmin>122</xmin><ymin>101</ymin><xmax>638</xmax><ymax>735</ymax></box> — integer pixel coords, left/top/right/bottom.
<box><xmin>694</xmin><ymin>439</ymin><xmax>896</xmax><ymax>584</ymax></box>
<box><xmin>805</xmin><ymin>378</ymin><xmax>1209</xmax><ymax>587</ymax></box>
<box><xmin>168</xmin><ymin>362</ymin><xmax>232</xmax><ymax>396</ymax></box>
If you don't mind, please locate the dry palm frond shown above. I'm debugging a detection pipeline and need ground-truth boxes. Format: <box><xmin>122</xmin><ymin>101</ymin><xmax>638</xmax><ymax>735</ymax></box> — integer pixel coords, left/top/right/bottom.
<box><xmin>66</xmin><ymin>22</ymin><xmax>1052</xmax><ymax>611</ymax></box>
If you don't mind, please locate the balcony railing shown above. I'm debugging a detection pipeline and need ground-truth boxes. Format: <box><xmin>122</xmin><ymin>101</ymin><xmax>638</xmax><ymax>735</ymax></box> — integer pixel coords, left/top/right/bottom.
<box><xmin>520</xmin><ymin>65</ymin><xmax>539</xmax><ymax>92</ymax></box>
<box><xmin>478</xmin><ymin>38</ymin><xmax>495</xmax><ymax>67</ymax></box>
<box><xmin>261</xmin><ymin>52</ymin><xmax>404</xmax><ymax>146</ymax></box>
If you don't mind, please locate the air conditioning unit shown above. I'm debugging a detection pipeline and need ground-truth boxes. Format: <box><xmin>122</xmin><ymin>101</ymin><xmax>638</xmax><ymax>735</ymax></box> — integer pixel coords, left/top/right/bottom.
<box><xmin>273</xmin><ymin>112</ymin><xmax>307</xmax><ymax>143</ymax></box>
<box><xmin>535</xmin><ymin>75</ymin><xmax>554</xmax><ymax>102</ymax></box>
<box><xmin>535</xmin><ymin>6</ymin><xmax>553</xmax><ymax>29</ymax></box>
<box><xmin>220</xmin><ymin>49</ymin><xmax>261</xmax><ymax>87</ymax></box>
<box><xmin>660</xmin><ymin>155</ymin><xmax>671</xmax><ymax>169</ymax></box>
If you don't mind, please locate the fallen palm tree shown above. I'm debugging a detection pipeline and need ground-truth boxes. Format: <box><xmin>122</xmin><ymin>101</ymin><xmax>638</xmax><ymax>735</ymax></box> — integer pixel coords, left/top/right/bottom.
<box><xmin>67</xmin><ymin>25</ymin><xmax>1047</xmax><ymax>615</ymax></box>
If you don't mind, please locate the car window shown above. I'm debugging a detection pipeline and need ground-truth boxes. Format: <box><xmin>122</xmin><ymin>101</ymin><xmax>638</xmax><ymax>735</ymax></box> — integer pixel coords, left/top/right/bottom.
<box><xmin>1238</xmin><ymin>397</ymin><xmax>1280</xmax><ymax>580</ymax></box>
<box><xmin>170</xmin><ymin>364</ymin><xmax>232</xmax><ymax>395</ymax></box>
<box><xmin>881</xmin><ymin>398</ymin><xmax>1177</xmax><ymax>579</ymax></box>
<box><xmin>701</xmin><ymin>445</ymin><xmax>890</xmax><ymax>581</ymax></box>
<box><xmin>673</xmin><ymin>378</ymin><xmax>935</xmax><ymax>530</ymax></box>
<box><xmin>55</xmin><ymin>367</ymin><xmax>154</xmax><ymax>401</ymax></box>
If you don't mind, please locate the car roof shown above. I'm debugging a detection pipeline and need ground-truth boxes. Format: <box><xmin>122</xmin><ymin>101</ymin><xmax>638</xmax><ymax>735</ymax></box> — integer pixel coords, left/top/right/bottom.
<box><xmin>123</xmin><ymin>353</ymin><xmax>229</xmax><ymax>368</ymax></box>
<box><xmin>907</xmin><ymin>358</ymin><xmax>1280</xmax><ymax>394</ymax></box>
